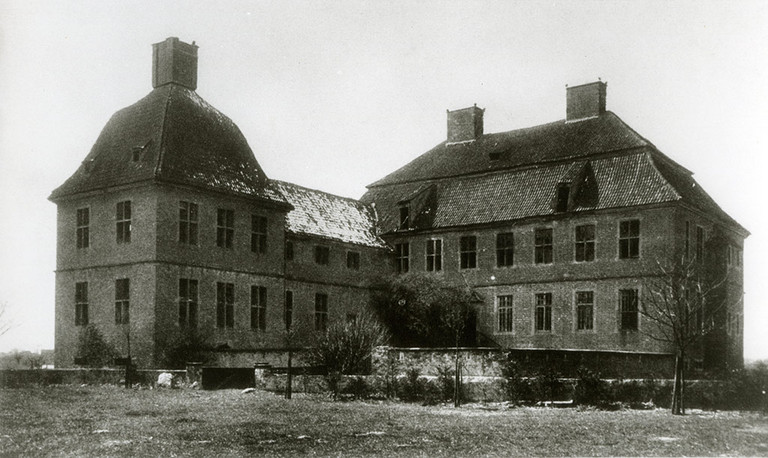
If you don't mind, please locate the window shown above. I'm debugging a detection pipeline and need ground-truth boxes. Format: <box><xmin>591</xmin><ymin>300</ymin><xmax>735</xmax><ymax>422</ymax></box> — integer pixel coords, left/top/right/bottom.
<box><xmin>314</xmin><ymin>246</ymin><xmax>330</xmax><ymax>265</ymax></box>
<box><xmin>251</xmin><ymin>215</ymin><xmax>267</xmax><ymax>253</ymax></box>
<box><xmin>285</xmin><ymin>240</ymin><xmax>294</xmax><ymax>261</ymax></box>
<box><xmin>399</xmin><ymin>205</ymin><xmax>410</xmax><ymax>230</ymax></box>
<box><xmin>696</xmin><ymin>226</ymin><xmax>704</xmax><ymax>262</ymax></box>
<box><xmin>115</xmin><ymin>278</ymin><xmax>129</xmax><ymax>325</ymax></box>
<box><xmin>685</xmin><ymin>221</ymin><xmax>690</xmax><ymax>259</ymax></box>
<box><xmin>535</xmin><ymin>228</ymin><xmax>553</xmax><ymax>264</ymax></box>
<box><xmin>426</xmin><ymin>239</ymin><xmax>442</xmax><ymax>272</ymax></box>
<box><xmin>496</xmin><ymin>233</ymin><xmax>514</xmax><ymax>267</ymax></box>
<box><xmin>216</xmin><ymin>282</ymin><xmax>234</xmax><ymax>328</ymax></box>
<box><xmin>535</xmin><ymin>293</ymin><xmax>552</xmax><ymax>331</ymax></box>
<box><xmin>497</xmin><ymin>295</ymin><xmax>513</xmax><ymax>333</ymax></box>
<box><xmin>619</xmin><ymin>220</ymin><xmax>640</xmax><ymax>259</ymax></box>
<box><xmin>315</xmin><ymin>293</ymin><xmax>328</xmax><ymax>331</ymax></box>
<box><xmin>576</xmin><ymin>291</ymin><xmax>594</xmax><ymax>330</ymax></box>
<box><xmin>178</xmin><ymin>278</ymin><xmax>198</xmax><ymax>328</ymax></box>
<box><xmin>574</xmin><ymin>224</ymin><xmax>595</xmax><ymax>262</ymax></box>
<box><xmin>620</xmin><ymin>289</ymin><xmax>639</xmax><ymax>331</ymax></box>
<box><xmin>555</xmin><ymin>184</ymin><xmax>570</xmax><ymax>212</ymax></box>
<box><xmin>216</xmin><ymin>209</ymin><xmax>234</xmax><ymax>248</ymax></box>
<box><xmin>251</xmin><ymin>286</ymin><xmax>267</xmax><ymax>331</ymax></box>
<box><xmin>76</xmin><ymin>208</ymin><xmax>89</xmax><ymax>249</ymax></box>
<box><xmin>75</xmin><ymin>282</ymin><xmax>88</xmax><ymax>326</ymax></box>
<box><xmin>116</xmin><ymin>201</ymin><xmax>131</xmax><ymax>244</ymax></box>
<box><xmin>347</xmin><ymin>251</ymin><xmax>361</xmax><ymax>270</ymax></box>
<box><xmin>284</xmin><ymin>291</ymin><xmax>293</xmax><ymax>331</ymax></box>
<box><xmin>395</xmin><ymin>243</ymin><xmax>409</xmax><ymax>273</ymax></box>
<box><xmin>460</xmin><ymin>236</ymin><xmax>477</xmax><ymax>269</ymax></box>
<box><xmin>178</xmin><ymin>201</ymin><xmax>198</xmax><ymax>245</ymax></box>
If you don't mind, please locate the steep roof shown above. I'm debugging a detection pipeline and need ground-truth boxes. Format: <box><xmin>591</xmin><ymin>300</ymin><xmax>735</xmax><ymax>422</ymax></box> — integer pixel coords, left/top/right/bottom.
<box><xmin>273</xmin><ymin>181</ymin><xmax>388</xmax><ymax>249</ymax></box>
<box><xmin>50</xmin><ymin>85</ymin><xmax>287</xmax><ymax>206</ymax></box>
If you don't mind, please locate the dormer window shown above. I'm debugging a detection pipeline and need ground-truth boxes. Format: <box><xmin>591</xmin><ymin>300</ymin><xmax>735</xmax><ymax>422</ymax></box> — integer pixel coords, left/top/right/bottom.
<box><xmin>556</xmin><ymin>184</ymin><xmax>570</xmax><ymax>212</ymax></box>
<box><xmin>132</xmin><ymin>148</ymin><xmax>142</xmax><ymax>162</ymax></box>
<box><xmin>399</xmin><ymin>205</ymin><xmax>410</xmax><ymax>230</ymax></box>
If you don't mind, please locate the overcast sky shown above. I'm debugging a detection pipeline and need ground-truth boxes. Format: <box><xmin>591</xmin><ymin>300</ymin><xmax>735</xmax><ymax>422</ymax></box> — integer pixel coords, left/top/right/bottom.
<box><xmin>1</xmin><ymin>0</ymin><xmax>766</xmax><ymax>359</ymax></box>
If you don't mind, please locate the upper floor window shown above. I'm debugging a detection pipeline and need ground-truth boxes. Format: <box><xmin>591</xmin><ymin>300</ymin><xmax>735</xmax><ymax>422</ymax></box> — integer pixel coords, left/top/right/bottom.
<box><xmin>460</xmin><ymin>236</ymin><xmax>477</xmax><ymax>269</ymax></box>
<box><xmin>116</xmin><ymin>201</ymin><xmax>131</xmax><ymax>244</ymax></box>
<box><xmin>395</xmin><ymin>243</ymin><xmax>409</xmax><ymax>273</ymax></box>
<box><xmin>576</xmin><ymin>291</ymin><xmax>594</xmax><ymax>330</ymax></box>
<box><xmin>76</xmin><ymin>208</ymin><xmax>90</xmax><ymax>249</ymax></box>
<box><xmin>178</xmin><ymin>278</ymin><xmax>198</xmax><ymax>328</ymax></box>
<box><xmin>284</xmin><ymin>290</ymin><xmax>294</xmax><ymax>331</ymax></box>
<box><xmin>315</xmin><ymin>293</ymin><xmax>328</xmax><ymax>332</ymax></box>
<box><xmin>346</xmin><ymin>251</ymin><xmax>361</xmax><ymax>270</ymax></box>
<box><xmin>619</xmin><ymin>220</ymin><xmax>640</xmax><ymax>259</ymax></box>
<box><xmin>217</xmin><ymin>209</ymin><xmax>234</xmax><ymax>249</ymax></box>
<box><xmin>574</xmin><ymin>224</ymin><xmax>595</xmax><ymax>262</ymax></box>
<box><xmin>534</xmin><ymin>228</ymin><xmax>553</xmax><ymax>264</ymax></box>
<box><xmin>285</xmin><ymin>240</ymin><xmax>294</xmax><ymax>261</ymax></box>
<box><xmin>535</xmin><ymin>292</ymin><xmax>552</xmax><ymax>331</ymax></box>
<box><xmin>115</xmin><ymin>278</ymin><xmax>130</xmax><ymax>325</ymax></box>
<box><xmin>426</xmin><ymin>239</ymin><xmax>442</xmax><ymax>272</ymax></box>
<box><xmin>620</xmin><ymin>288</ymin><xmax>639</xmax><ymax>331</ymax></box>
<box><xmin>251</xmin><ymin>285</ymin><xmax>267</xmax><ymax>331</ymax></box>
<box><xmin>497</xmin><ymin>295</ymin><xmax>513</xmax><ymax>333</ymax></box>
<box><xmin>314</xmin><ymin>246</ymin><xmax>330</xmax><ymax>265</ymax></box>
<box><xmin>216</xmin><ymin>282</ymin><xmax>234</xmax><ymax>328</ymax></box>
<box><xmin>178</xmin><ymin>201</ymin><xmax>198</xmax><ymax>245</ymax></box>
<box><xmin>75</xmin><ymin>282</ymin><xmax>88</xmax><ymax>326</ymax></box>
<box><xmin>496</xmin><ymin>233</ymin><xmax>514</xmax><ymax>267</ymax></box>
<box><xmin>696</xmin><ymin>226</ymin><xmax>704</xmax><ymax>262</ymax></box>
<box><xmin>251</xmin><ymin>215</ymin><xmax>267</xmax><ymax>254</ymax></box>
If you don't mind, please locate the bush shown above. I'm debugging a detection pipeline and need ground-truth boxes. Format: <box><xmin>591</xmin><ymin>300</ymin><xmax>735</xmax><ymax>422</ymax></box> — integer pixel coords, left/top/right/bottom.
<box><xmin>75</xmin><ymin>325</ymin><xmax>118</xmax><ymax>368</ymax></box>
<box><xmin>397</xmin><ymin>367</ymin><xmax>423</xmax><ymax>402</ymax></box>
<box><xmin>499</xmin><ymin>358</ymin><xmax>533</xmax><ymax>404</ymax></box>
<box><xmin>574</xmin><ymin>367</ymin><xmax>610</xmax><ymax>407</ymax></box>
<box><xmin>435</xmin><ymin>363</ymin><xmax>455</xmax><ymax>402</ymax></box>
<box><xmin>344</xmin><ymin>376</ymin><xmax>370</xmax><ymax>400</ymax></box>
<box><xmin>156</xmin><ymin>328</ymin><xmax>211</xmax><ymax>369</ymax></box>
<box><xmin>532</xmin><ymin>369</ymin><xmax>566</xmax><ymax>402</ymax></box>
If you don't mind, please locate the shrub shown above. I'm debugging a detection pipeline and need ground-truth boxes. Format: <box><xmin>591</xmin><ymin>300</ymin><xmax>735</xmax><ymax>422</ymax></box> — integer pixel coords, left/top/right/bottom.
<box><xmin>574</xmin><ymin>367</ymin><xmax>610</xmax><ymax>407</ymax></box>
<box><xmin>435</xmin><ymin>363</ymin><xmax>455</xmax><ymax>402</ymax></box>
<box><xmin>344</xmin><ymin>376</ymin><xmax>370</xmax><ymax>400</ymax></box>
<box><xmin>156</xmin><ymin>328</ymin><xmax>211</xmax><ymax>369</ymax></box>
<box><xmin>532</xmin><ymin>369</ymin><xmax>566</xmax><ymax>402</ymax></box>
<box><xmin>397</xmin><ymin>367</ymin><xmax>423</xmax><ymax>402</ymax></box>
<box><xmin>498</xmin><ymin>356</ymin><xmax>533</xmax><ymax>403</ymax></box>
<box><xmin>75</xmin><ymin>325</ymin><xmax>118</xmax><ymax>368</ymax></box>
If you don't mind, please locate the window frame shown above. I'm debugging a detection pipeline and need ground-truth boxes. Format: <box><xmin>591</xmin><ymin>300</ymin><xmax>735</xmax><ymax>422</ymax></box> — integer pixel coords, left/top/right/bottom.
<box><xmin>178</xmin><ymin>278</ymin><xmax>198</xmax><ymax>328</ymax></box>
<box><xmin>619</xmin><ymin>288</ymin><xmax>639</xmax><ymax>331</ymax></box>
<box><xmin>459</xmin><ymin>235</ymin><xmax>477</xmax><ymax>270</ymax></box>
<box><xmin>346</xmin><ymin>251</ymin><xmax>361</xmax><ymax>270</ymax></box>
<box><xmin>250</xmin><ymin>285</ymin><xmax>267</xmax><ymax>331</ymax></box>
<box><xmin>114</xmin><ymin>278</ymin><xmax>130</xmax><ymax>325</ymax></box>
<box><xmin>216</xmin><ymin>209</ymin><xmax>234</xmax><ymax>249</ymax></box>
<box><xmin>497</xmin><ymin>295</ymin><xmax>514</xmax><ymax>333</ymax></box>
<box><xmin>395</xmin><ymin>242</ymin><xmax>409</xmax><ymax>273</ymax></box>
<box><xmin>425</xmin><ymin>239</ymin><xmax>442</xmax><ymax>272</ymax></box>
<box><xmin>285</xmin><ymin>240</ymin><xmax>294</xmax><ymax>261</ymax></box>
<box><xmin>619</xmin><ymin>219</ymin><xmax>640</xmax><ymax>259</ymax></box>
<box><xmin>314</xmin><ymin>245</ymin><xmax>330</xmax><ymax>265</ymax></box>
<box><xmin>76</xmin><ymin>207</ymin><xmax>90</xmax><ymax>249</ymax></box>
<box><xmin>116</xmin><ymin>201</ymin><xmax>132</xmax><ymax>244</ymax></box>
<box><xmin>534</xmin><ymin>228</ymin><xmax>553</xmax><ymax>265</ymax></box>
<box><xmin>496</xmin><ymin>232</ymin><xmax>514</xmax><ymax>267</ymax></box>
<box><xmin>251</xmin><ymin>214</ymin><xmax>268</xmax><ymax>254</ymax></box>
<box><xmin>576</xmin><ymin>291</ymin><xmax>594</xmax><ymax>331</ymax></box>
<box><xmin>695</xmin><ymin>226</ymin><xmax>704</xmax><ymax>262</ymax></box>
<box><xmin>535</xmin><ymin>292</ymin><xmax>553</xmax><ymax>332</ymax></box>
<box><xmin>284</xmin><ymin>290</ymin><xmax>293</xmax><ymax>331</ymax></box>
<box><xmin>315</xmin><ymin>293</ymin><xmax>328</xmax><ymax>332</ymax></box>
<box><xmin>178</xmin><ymin>201</ymin><xmax>199</xmax><ymax>245</ymax></box>
<box><xmin>75</xmin><ymin>282</ymin><xmax>88</xmax><ymax>326</ymax></box>
<box><xmin>574</xmin><ymin>224</ymin><xmax>595</xmax><ymax>262</ymax></box>
<box><xmin>216</xmin><ymin>282</ymin><xmax>235</xmax><ymax>328</ymax></box>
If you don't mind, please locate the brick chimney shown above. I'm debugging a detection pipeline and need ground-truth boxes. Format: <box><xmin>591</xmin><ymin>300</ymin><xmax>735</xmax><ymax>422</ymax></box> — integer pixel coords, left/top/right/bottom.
<box><xmin>447</xmin><ymin>105</ymin><xmax>484</xmax><ymax>143</ymax></box>
<box><xmin>566</xmin><ymin>81</ymin><xmax>606</xmax><ymax>122</ymax></box>
<box><xmin>152</xmin><ymin>37</ymin><xmax>198</xmax><ymax>90</ymax></box>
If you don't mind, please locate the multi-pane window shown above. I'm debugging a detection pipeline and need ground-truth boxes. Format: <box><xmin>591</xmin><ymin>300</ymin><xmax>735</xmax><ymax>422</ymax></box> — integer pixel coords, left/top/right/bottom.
<box><xmin>347</xmin><ymin>251</ymin><xmax>361</xmax><ymax>270</ymax></box>
<box><xmin>426</xmin><ymin>239</ymin><xmax>442</xmax><ymax>272</ymax></box>
<box><xmin>216</xmin><ymin>209</ymin><xmax>234</xmax><ymax>248</ymax></box>
<box><xmin>534</xmin><ymin>228</ymin><xmax>553</xmax><ymax>264</ymax></box>
<box><xmin>497</xmin><ymin>295</ymin><xmax>513</xmax><ymax>333</ymax></box>
<box><xmin>460</xmin><ymin>236</ymin><xmax>477</xmax><ymax>269</ymax></box>
<box><xmin>284</xmin><ymin>290</ymin><xmax>293</xmax><ymax>331</ymax></box>
<box><xmin>576</xmin><ymin>291</ymin><xmax>594</xmax><ymax>330</ymax></box>
<box><xmin>75</xmin><ymin>282</ymin><xmax>88</xmax><ymax>326</ymax></box>
<box><xmin>314</xmin><ymin>246</ymin><xmax>330</xmax><ymax>265</ymax></box>
<box><xmin>496</xmin><ymin>233</ymin><xmax>514</xmax><ymax>267</ymax></box>
<box><xmin>115</xmin><ymin>278</ymin><xmax>130</xmax><ymax>325</ymax></box>
<box><xmin>620</xmin><ymin>289</ymin><xmax>639</xmax><ymax>331</ymax></box>
<box><xmin>251</xmin><ymin>215</ymin><xmax>267</xmax><ymax>253</ymax></box>
<box><xmin>216</xmin><ymin>282</ymin><xmax>235</xmax><ymax>328</ymax></box>
<box><xmin>179</xmin><ymin>278</ymin><xmax>198</xmax><ymax>328</ymax></box>
<box><xmin>535</xmin><ymin>293</ymin><xmax>552</xmax><ymax>331</ymax></box>
<box><xmin>315</xmin><ymin>293</ymin><xmax>328</xmax><ymax>332</ymax></box>
<box><xmin>285</xmin><ymin>240</ymin><xmax>294</xmax><ymax>261</ymax></box>
<box><xmin>251</xmin><ymin>286</ymin><xmax>267</xmax><ymax>331</ymax></box>
<box><xmin>619</xmin><ymin>220</ymin><xmax>640</xmax><ymax>259</ymax></box>
<box><xmin>696</xmin><ymin>226</ymin><xmax>704</xmax><ymax>262</ymax></box>
<box><xmin>116</xmin><ymin>201</ymin><xmax>132</xmax><ymax>244</ymax></box>
<box><xmin>76</xmin><ymin>208</ymin><xmax>89</xmax><ymax>249</ymax></box>
<box><xmin>178</xmin><ymin>201</ymin><xmax>198</xmax><ymax>245</ymax></box>
<box><xmin>574</xmin><ymin>224</ymin><xmax>595</xmax><ymax>262</ymax></box>
<box><xmin>395</xmin><ymin>243</ymin><xmax>409</xmax><ymax>273</ymax></box>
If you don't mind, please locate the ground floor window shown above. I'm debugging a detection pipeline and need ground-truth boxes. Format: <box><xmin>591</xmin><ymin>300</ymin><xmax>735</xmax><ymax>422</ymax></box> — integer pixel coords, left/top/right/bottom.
<box><xmin>497</xmin><ymin>295</ymin><xmax>513</xmax><ymax>333</ymax></box>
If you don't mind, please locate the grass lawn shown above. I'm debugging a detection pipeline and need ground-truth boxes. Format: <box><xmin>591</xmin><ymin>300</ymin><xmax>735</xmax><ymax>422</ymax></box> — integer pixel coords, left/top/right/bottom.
<box><xmin>1</xmin><ymin>386</ymin><xmax>767</xmax><ymax>457</ymax></box>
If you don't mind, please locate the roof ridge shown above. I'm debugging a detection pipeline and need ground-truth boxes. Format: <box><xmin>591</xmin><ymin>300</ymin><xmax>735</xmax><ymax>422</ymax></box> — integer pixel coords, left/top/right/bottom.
<box><xmin>273</xmin><ymin>179</ymin><xmax>367</xmax><ymax>207</ymax></box>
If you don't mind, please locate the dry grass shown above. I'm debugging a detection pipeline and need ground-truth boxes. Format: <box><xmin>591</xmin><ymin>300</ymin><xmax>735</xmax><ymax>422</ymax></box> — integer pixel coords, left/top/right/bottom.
<box><xmin>1</xmin><ymin>385</ymin><xmax>767</xmax><ymax>456</ymax></box>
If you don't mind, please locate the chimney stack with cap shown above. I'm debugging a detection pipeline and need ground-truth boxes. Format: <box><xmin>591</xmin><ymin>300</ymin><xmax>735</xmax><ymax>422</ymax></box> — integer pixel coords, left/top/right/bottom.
<box><xmin>152</xmin><ymin>37</ymin><xmax>198</xmax><ymax>91</ymax></box>
<box><xmin>447</xmin><ymin>105</ymin><xmax>484</xmax><ymax>144</ymax></box>
<box><xmin>566</xmin><ymin>81</ymin><xmax>606</xmax><ymax>122</ymax></box>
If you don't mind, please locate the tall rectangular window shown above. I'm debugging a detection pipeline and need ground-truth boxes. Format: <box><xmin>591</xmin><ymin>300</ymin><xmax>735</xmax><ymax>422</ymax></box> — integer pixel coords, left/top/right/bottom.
<box><xmin>535</xmin><ymin>228</ymin><xmax>553</xmax><ymax>264</ymax></box>
<box><xmin>178</xmin><ymin>278</ymin><xmax>198</xmax><ymax>328</ymax></box>
<box><xmin>535</xmin><ymin>293</ymin><xmax>552</xmax><ymax>331</ymax></box>
<box><xmin>178</xmin><ymin>201</ymin><xmax>198</xmax><ymax>245</ymax></box>
<box><xmin>620</xmin><ymin>289</ymin><xmax>639</xmax><ymax>331</ymax></box>
<box><xmin>496</xmin><ymin>233</ymin><xmax>514</xmax><ymax>267</ymax></box>
<box><xmin>347</xmin><ymin>251</ymin><xmax>361</xmax><ymax>270</ymax></box>
<box><xmin>315</xmin><ymin>293</ymin><xmax>328</xmax><ymax>332</ymax></box>
<box><xmin>497</xmin><ymin>295</ymin><xmax>513</xmax><ymax>333</ymax></box>
<box><xmin>619</xmin><ymin>220</ymin><xmax>640</xmax><ymax>259</ymax></box>
<box><xmin>285</xmin><ymin>240</ymin><xmax>294</xmax><ymax>261</ymax></box>
<box><xmin>460</xmin><ymin>236</ymin><xmax>477</xmax><ymax>269</ymax></box>
<box><xmin>696</xmin><ymin>226</ymin><xmax>704</xmax><ymax>262</ymax></box>
<box><xmin>116</xmin><ymin>201</ymin><xmax>131</xmax><ymax>244</ymax></box>
<box><xmin>314</xmin><ymin>246</ymin><xmax>330</xmax><ymax>265</ymax></box>
<box><xmin>395</xmin><ymin>243</ymin><xmax>409</xmax><ymax>273</ymax></box>
<box><xmin>574</xmin><ymin>224</ymin><xmax>595</xmax><ymax>262</ymax></box>
<box><xmin>284</xmin><ymin>290</ymin><xmax>293</xmax><ymax>331</ymax></box>
<box><xmin>685</xmin><ymin>221</ymin><xmax>691</xmax><ymax>259</ymax></box>
<box><xmin>216</xmin><ymin>282</ymin><xmax>234</xmax><ymax>328</ymax></box>
<box><xmin>576</xmin><ymin>291</ymin><xmax>594</xmax><ymax>330</ymax></box>
<box><xmin>426</xmin><ymin>239</ymin><xmax>442</xmax><ymax>272</ymax></box>
<box><xmin>251</xmin><ymin>215</ymin><xmax>267</xmax><ymax>253</ymax></box>
<box><xmin>399</xmin><ymin>205</ymin><xmax>410</xmax><ymax>230</ymax></box>
<box><xmin>115</xmin><ymin>278</ymin><xmax>130</xmax><ymax>324</ymax></box>
<box><xmin>76</xmin><ymin>208</ymin><xmax>90</xmax><ymax>249</ymax></box>
<box><xmin>75</xmin><ymin>282</ymin><xmax>88</xmax><ymax>326</ymax></box>
<box><xmin>251</xmin><ymin>285</ymin><xmax>267</xmax><ymax>331</ymax></box>
<box><xmin>216</xmin><ymin>209</ymin><xmax>234</xmax><ymax>249</ymax></box>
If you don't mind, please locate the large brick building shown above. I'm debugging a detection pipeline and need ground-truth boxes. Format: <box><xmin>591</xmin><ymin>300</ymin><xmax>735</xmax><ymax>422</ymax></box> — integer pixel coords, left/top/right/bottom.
<box><xmin>51</xmin><ymin>38</ymin><xmax>747</xmax><ymax>372</ymax></box>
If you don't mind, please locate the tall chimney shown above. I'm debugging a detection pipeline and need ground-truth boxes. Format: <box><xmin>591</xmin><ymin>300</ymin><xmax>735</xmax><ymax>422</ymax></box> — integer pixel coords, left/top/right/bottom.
<box><xmin>447</xmin><ymin>105</ymin><xmax>484</xmax><ymax>143</ymax></box>
<box><xmin>152</xmin><ymin>37</ymin><xmax>198</xmax><ymax>90</ymax></box>
<box><xmin>566</xmin><ymin>81</ymin><xmax>606</xmax><ymax>122</ymax></box>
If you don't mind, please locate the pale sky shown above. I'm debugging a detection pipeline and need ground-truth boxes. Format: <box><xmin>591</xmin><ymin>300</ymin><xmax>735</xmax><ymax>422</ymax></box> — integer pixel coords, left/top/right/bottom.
<box><xmin>1</xmin><ymin>0</ymin><xmax>766</xmax><ymax>359</ymax></box>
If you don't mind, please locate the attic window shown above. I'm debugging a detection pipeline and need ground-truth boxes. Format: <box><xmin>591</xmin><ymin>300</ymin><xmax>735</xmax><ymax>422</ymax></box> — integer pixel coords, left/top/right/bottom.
<box><xmin>489</xmin><ymin>152</ymin><xmax>501</xmax><ymax>161</ymax></box>
<box><xmin>556</xmin><ymin>184</ymin><xmax>570</xmax><ymax>212</ymax></box>
<box><xmin>132</xmin><ymin>148</ymin><xmax>142</xmax><ymax>162</ymax></box>
<box><xmin>399</xmin><ymin>205</ymin><xmax>410</xmax><ymax>230</ymax></box>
